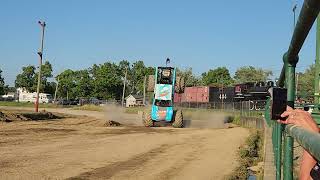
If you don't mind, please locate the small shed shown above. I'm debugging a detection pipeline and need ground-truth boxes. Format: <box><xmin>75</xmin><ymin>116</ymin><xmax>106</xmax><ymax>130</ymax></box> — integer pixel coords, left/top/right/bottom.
<box><xmin>125</xmin><ymin>94</ymin><xmax>144</xmax><ymax>107</ymax></box>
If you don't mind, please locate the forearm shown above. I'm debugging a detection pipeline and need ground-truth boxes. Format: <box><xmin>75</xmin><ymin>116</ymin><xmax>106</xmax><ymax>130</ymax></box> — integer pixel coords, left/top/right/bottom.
<box><xmin>300</xmin><ymin>150</ymin><xmax>317</xmax><ymax>180</ymax></box>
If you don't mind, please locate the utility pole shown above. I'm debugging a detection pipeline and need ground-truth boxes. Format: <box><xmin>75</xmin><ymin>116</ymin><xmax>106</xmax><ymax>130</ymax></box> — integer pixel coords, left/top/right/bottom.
<box><xmin>220</xmin><ymin>77</ymin><xmax>224</xmax><ymax>110</ymax></box>
<box><xmin>143</xmin><ymin>75</ymin><xmax>146</xmax><ymax>105</ymax></box>
<box><xmin>54</xmin><ymin>76</ymin><xmax>59</xmax><ymax>103</ymax></box>
<box><xmin>121</xmin><ymin>67</ymin><xmax>128</xmax><ymax>107</ymax></box>
<box><xmin>35</xmin><ymin>21</ymin><xmax>46</xmax><ymax>112</ymax></box>
<box><xmin>293</xmin><ymin>3</ymin><xmax>297</xmax><ymax>30</ymax></box>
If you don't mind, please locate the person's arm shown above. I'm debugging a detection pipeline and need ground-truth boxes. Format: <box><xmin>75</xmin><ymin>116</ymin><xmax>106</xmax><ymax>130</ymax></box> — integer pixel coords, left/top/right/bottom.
<box><xmin>278</xmin><ymin>106</ymin><xmax>319</xmax><ymax>179</ymax></box>
<box><xmin>300</xmin><ymin>151</ymin><xmax>317</xmax><ymax>180</ymax></box>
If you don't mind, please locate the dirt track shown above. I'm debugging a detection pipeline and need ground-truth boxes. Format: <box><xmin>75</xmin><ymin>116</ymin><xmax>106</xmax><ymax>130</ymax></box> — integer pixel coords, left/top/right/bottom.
<box><xmin>0</xmin><ymin>107</ymin><xmax>249</xmax><ymax>180</ymax></box>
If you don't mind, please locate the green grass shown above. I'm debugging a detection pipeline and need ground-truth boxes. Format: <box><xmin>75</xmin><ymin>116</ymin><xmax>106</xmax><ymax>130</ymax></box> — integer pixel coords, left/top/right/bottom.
<box><xmin>71</xmin><ymin>104</ymin><xmax>104</xmax><ymax>111</ymax></box>
<box><xmin>225</xmin><ymin>129</ymin><xmax>264</xmax><ymax>180</ymax></box>
<box><xmin>0</xmin><ymin>101</ymin><xmax>63</xmax><ymax>108</ymax></box>
<box><xmin>124</xmin><ymin>106</ymin><xmax>147</xmax><ymax>114</ymax></box>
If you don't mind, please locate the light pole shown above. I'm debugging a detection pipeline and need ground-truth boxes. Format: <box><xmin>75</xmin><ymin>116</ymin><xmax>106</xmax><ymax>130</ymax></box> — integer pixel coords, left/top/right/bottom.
<box><xmin>121</xmin><ymin>67</ymin><xmax>128</xmax><ymax>107</ymax></box>
<box><xmin>143</xmin><ymin>75</ymin><xmax>146</xmax><ymax>105</ymax></box>
<box><xmin>35</xmin><ymin>21</ymin><xmax>46</xmax><ymax>112</ymax></box>
<box><xmin>293</xmin><ymin>3</ymin><xmax>297</xmax><ymax>30</ymax></box>
<box><xmin>54</xmin><ymin>76</ymin><xmax>59</xmax><ymax>104</ymax></box>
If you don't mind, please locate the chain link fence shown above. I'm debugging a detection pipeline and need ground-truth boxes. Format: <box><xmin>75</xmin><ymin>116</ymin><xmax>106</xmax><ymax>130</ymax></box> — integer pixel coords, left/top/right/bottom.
<box><xmin>175</xmin><ymin>100</ymin><xmax>266</xmax><ymax>129</ymax></box>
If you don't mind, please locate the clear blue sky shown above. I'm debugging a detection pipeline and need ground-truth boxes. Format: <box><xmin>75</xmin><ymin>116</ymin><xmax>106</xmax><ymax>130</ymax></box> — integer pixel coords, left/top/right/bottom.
<box><xmin>0</xmin><ymin>0</ymin><xmax>317</xmax><ymax>86</ymax></box>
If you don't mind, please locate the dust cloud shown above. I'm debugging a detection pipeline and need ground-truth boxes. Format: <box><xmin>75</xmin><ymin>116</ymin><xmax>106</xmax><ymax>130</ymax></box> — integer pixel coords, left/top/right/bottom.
<box><xmin>103</xmin><ymin>105</ymin><xmax>141</xmax><ymax>126</ymax></box>
<box><xmin>103</xmin><ymin>104</ymin><xmax>125</xmax><ymax>121</ymax></box>
<box><xmin>183</xmin><ymin>110</ymin><xmax>231</xmax><ymax>128</ymax></box>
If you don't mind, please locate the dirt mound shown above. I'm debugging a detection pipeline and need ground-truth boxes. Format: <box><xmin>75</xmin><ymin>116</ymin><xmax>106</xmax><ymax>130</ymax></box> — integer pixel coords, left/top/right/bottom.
<box><xmin>22</xmin><ymin>112</ymin><xmax>59</xmax><ymax>120</ymax></box>
<box><xmin>0</xmin><ymin>112</ymin><xmax>11</xmax><ymax>122</ymax></box>
<box><xmin>0</xmin><ymin>111</ymin><xmax>29</xmax><ymax>122</ymax></box>
<box><xmin>104</xmin><ymin>120</ymin><xmax>121</xmax><ymax>127</ymax></box>
<box><xmin>0</xmin><ymin>111</ymin><xmax>61</xmax><ymax>122</ymax></box>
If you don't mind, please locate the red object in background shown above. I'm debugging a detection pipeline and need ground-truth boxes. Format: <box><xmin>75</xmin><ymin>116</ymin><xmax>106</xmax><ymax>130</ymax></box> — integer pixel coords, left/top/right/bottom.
<box><xmin>182</xmin><ymin>86</ymin><xmax>211</xmax><ymax>103</ymax></box>
<box><xmin>235</xmin><ymin>85</ymin><xmax>241</xmax><ymax>93</ymax></box>
<box><xmin>174</xmin><ymin>93</ymin><xmax>182</xmax><ymax>103</ymax></box>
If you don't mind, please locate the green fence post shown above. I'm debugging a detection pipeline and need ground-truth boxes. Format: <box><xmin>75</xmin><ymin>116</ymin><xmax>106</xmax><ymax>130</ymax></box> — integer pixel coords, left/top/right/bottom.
<box><xmin>276</xmin><ymin>122</ymin><xmax>282</xmax><ymax>180</ymax></box>
<box><xmin>283</xmin><ymin>54</ymin><xmax>297</xmax><ymax>180</ymax></box>
<box><xmin>284</xmin><ymin>134</ymin><xmax>294</xmax><ymax>179</ymax></box>
<box><xmin>314</xmin><ymin>15</ymin><xmax>320</xmax><ymax>106</ymax></box>
<box><xmin>272</xmin><ymin>122</ymin><xmax>275</xmax><ymax>165</ymax></box>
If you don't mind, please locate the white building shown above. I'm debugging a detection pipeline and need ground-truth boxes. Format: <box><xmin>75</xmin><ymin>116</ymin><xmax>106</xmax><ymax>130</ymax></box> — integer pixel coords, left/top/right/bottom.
<box><xmin>1</xmin><ymin>92</ymin><xmax>15</xmax><ymax>99</ymax></box>
<box><xmin>17</xmin><ymin>88</ymin><xmax>52</xmax><ymax>103</ymax></box>
<box><xmin>125</xmin><ymin>94</ymin><xmax>144</xmax><ymax>107</ymax></box>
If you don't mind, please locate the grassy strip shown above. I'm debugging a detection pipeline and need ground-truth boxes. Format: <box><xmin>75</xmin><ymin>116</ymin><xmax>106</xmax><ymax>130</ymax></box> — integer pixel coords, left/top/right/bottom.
<box><xmin>124</xmin><ymin>106</ymin><xmax>146</xmax><ymax>114</ymax></box>
<box><xmin>0</xmin><ymin>101</ymin><xmax>64</xmax><ymax>108</ymax></box>
<box><xmin>226</xmin><ymin>129</ymin><xmax>264</xmax><ymax>180</ymax></box>
<box><xmin>71</xmin><ymin>105</ymin><xmax>147</xmax><ymax>113</ymax></box>
<box><xmin>71</xmin><ymin>104</ymin><xmax>104</xmax><ymax>111</ymax></box>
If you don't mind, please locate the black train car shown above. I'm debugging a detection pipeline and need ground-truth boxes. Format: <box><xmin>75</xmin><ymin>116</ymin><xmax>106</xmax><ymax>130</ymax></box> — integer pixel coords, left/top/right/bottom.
<box><xmin>209</xmin><ymin>87</ymin><xmax>235</xmax><ymax>103</ymax></box>
<box><xmin>182</xmin><ymin>81</ymin><xmax>274</xmax><ymax>110</ymax></box>
<box><xmin>234</xmin><ymin>81</ymin><xmax>273</xmax><ymax>101</ymax></box>
<box><xmin>233</xmin><ymin>81</ymin><xmax>274</xmax><ymax>110</ymax></box>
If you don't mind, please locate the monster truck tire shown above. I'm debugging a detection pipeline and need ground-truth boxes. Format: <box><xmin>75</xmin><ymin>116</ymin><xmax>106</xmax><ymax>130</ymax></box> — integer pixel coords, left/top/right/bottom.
<box><xmin>180</xmin><ymin>77</ymin><xmax>185</xmax><ymax>92</ymax></box>
<box><xmin>172</xmin><ymin>110</ymin><xmax>183</xmax><ymax>128</ymax></box>
<box><xmin>175</xmin><ymin>76</ymin><xmax>185</xmax><ymax>93</ymax></box>
<box><xmin>147</xmin><ymin>75</ymin><xmax>155</xmax><ymax>92</ymax></box>
<box><xmin>142</xmin><ymin>111</ymin><xmax>154</xmax><ymax>127</ymax></box>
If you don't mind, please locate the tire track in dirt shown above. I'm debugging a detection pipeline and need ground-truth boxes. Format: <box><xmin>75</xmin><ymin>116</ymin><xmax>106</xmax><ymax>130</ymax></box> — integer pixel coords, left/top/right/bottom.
<box><xmin>0</xmin><ymin>107</ymin><xmax>249</xmax><ymax>180</ymax></box>
<box><xmin>67</xmin><ymin>135</ymin><xmax>204</xmax><ymax>180</ymax></box>
<box><xmin>67</xmin><ymin>144</ymin><xmax>171</xmax><ymax>180</ymax></box>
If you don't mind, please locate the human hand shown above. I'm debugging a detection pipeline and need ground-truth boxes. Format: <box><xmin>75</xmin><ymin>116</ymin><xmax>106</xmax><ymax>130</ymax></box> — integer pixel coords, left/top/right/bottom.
<box><xmin>277</xmin><ymin>106</ymin><xmax>319</xmax><ymax>133</ymax></box>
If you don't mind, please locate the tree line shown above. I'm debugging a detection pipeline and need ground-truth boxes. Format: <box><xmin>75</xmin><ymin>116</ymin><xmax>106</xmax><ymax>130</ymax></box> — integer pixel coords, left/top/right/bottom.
<box><xmin>0</xmin><ymin>60</ymin><xmax>315</xmax><ymax>100</ymax></box>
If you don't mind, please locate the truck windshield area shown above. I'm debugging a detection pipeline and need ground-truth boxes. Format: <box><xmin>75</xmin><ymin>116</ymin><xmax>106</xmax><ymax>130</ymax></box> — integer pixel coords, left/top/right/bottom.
<box><xmin>157</xmin><ymin>67</ymin><xmax>173</xmax><ymax>84</ymax></box>
<box><xmin>154</xmin><ymin>100</ymin><xmax>172</xmax><ymax>107</ymax></box>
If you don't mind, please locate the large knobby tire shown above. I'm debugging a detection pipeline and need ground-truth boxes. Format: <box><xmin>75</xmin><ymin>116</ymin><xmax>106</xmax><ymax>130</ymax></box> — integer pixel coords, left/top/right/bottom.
<box><xmin>147</xmin><ymin>75</ymin><xmax>155</xmax><ymax>92</ymax></box>
<box><xmin>142</xmin><ymin>111</ymin><xmax>154</xmax><ymax>127</ymax></box>
<box><xmin>175</xmin><ymin>76</ymin><xmax>185</xmax><ymax>93</ymax></box>
<box><xmin>180</xmin><ymin>77</ymin><xmax>185</xmax><ymax>92</ymax></box>
<box><xmin>172</xmin><ymin>110</ymin><xmax>183</xmax><ymax>128</ymax></box>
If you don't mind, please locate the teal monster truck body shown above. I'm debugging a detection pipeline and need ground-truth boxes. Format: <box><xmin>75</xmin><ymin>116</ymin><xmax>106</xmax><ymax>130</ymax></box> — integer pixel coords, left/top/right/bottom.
<box><xmin>143</xmin><ymin>66</ymin><xmax>185</xmax><ymax>128</ymax></box>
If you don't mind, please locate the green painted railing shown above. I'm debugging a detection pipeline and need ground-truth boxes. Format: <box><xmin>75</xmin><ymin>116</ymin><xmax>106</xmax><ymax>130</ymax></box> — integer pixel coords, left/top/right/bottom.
<box><xmin>266</xmin><ymin>0</ymin><xmax>320</xmax><ymax>180</ymax></box>
<box><xmin>285</xmin><ymin>125</ymin><xmax>320</xmax><ymax>160</ymax></box>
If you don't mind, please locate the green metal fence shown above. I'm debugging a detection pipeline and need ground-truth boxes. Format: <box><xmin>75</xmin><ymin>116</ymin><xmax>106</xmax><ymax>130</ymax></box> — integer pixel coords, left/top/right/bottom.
<box><xmin>265</xmin><ymin>0</ymin><xmax>320</xmax><ymax>179</ymax></box>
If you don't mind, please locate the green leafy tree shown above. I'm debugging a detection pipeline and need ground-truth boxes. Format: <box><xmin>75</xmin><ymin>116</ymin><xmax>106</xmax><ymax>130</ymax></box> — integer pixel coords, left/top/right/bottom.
<box><xmin>126</xmin><ymin>61</ymin><xmax>155</xmax><ymax>94</ymax></box>
<box><xmin>4</xmin><ymin>86</ymin><xmax>15</xmax><ymax>95</ymax></box>
<box><xmin>0</xmin><ymin>69</ymin><xmax>5</xmax><ymax>95</ymax></box>
<box><xmin>57</xmin><ymin>69</ymin><xmax>76</xmax><ymax>99</ymax></box>
<box><xmin>201</xmin><ymin>67</ymin><xmax>233</xmax><ymax>86</ymax></box>
<box><xmin>15</xmin><ymin>65</ymin><xmax>36</xmax><ymax>92</ymax></box>
<box><xmin>15</xmin><ymin>61</ymin><xmax>54</xmax><ymax>93</ymax></box>
<box><xmin>74</xmin><ymin>70</ymin><xmax>92</xmax><ymax>98</ymax></box>
<box><xmin>43</xmin><ymin>82</ymin><xmax>56</xmax><ymax>96</ymax></box>
<box><xmin>298</xmin><ymin>64</ymin><xmax>315</xmax><ymax>99</ymax></box>
<box><xmin>234</xmin><ymin>66</ymin><xmax>272</xmax><ymax>83</ymax></box>
<box><xmin>37</xmin><ymin>61</ymin><xmax>54</xmax><ymax>93</ymax></box>
<box><xmin>176</xmin><ymin>68</ymin><xmax>202</xmax><ymax>87</ymax></box>
<box><xmin>118</xmin><ymin>60</ymin><xmax>130</xmax><ymax>74</ymax></box>
<box><xmin>90</xmin><ymin>62</ymin><xmax>123</xmax><ymax>99</ymax></box>
<box><xmin>130</xmin><ymin>61</ymin><xmax>147</xmax><ymax>94</ymax></box>
<box><xmin>145</xmin><ymin>66</ymin><xmax>155</xmax><ymax>76</ymax></box>
<box><xmin>54</xmin><ymin>60</ymin><xmax>156</xmax><ymax>100</ymax></box>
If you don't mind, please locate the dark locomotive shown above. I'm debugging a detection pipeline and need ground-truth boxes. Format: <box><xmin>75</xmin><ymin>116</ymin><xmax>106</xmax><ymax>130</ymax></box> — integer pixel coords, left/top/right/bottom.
<box><xmin>174</xmin><ymin>81</ymin><xmax>274</xmax><ymax>110</ymax></box>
